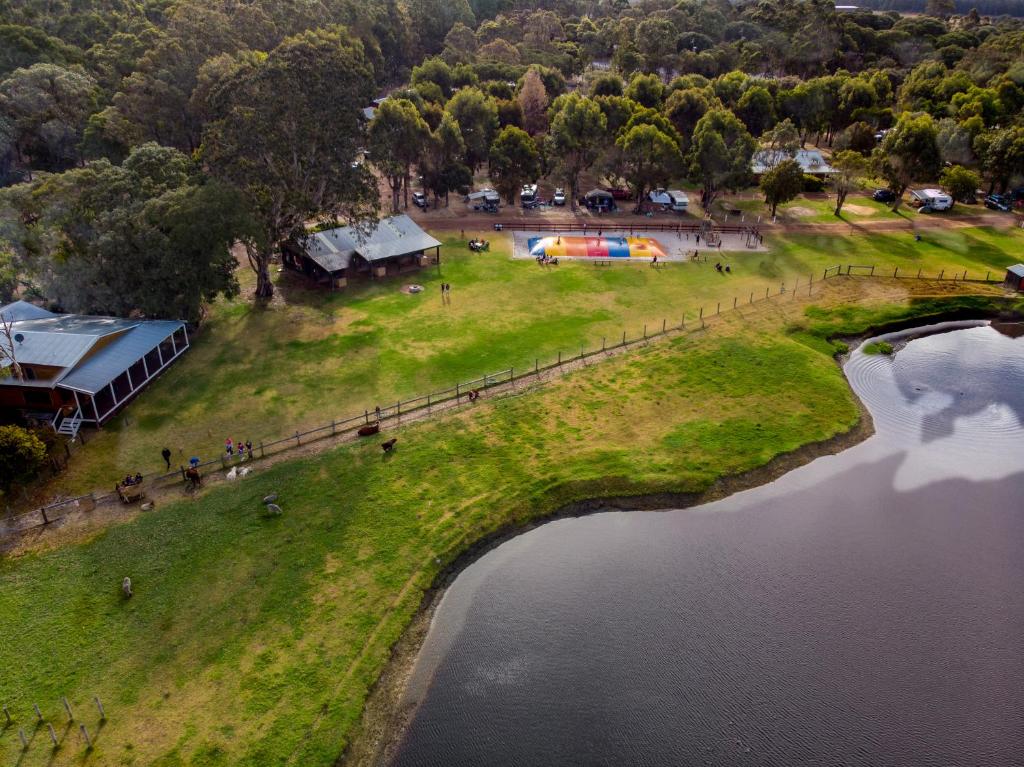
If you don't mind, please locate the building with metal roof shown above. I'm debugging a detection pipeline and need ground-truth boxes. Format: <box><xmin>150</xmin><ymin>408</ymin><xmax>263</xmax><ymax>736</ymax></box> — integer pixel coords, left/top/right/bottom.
<box><xmin>1005</xmin><ymin>264</ymin><xmax>1024</xmax><ymax>292</ymax></box>
<box><xmin>0</xmin><ymin>302</ymin><xmax>189</xmax><ymax>435</ymax></box>
<box><xmin>751</xmin><ymin>148</ymin><xmax>836</xmax><ymax>176</ymax></box>
<box><xmin>282</xmin><ymin>214</ymin><xmax>442</xmax><ymax>289</ymax></box>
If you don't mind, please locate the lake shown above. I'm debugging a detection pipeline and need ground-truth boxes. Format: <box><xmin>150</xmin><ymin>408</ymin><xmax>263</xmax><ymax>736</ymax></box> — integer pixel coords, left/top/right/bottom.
<box><xmin>389</xmin><ymin>321</ymin><xmax>1024</xmax><ymax>767</ymax></box>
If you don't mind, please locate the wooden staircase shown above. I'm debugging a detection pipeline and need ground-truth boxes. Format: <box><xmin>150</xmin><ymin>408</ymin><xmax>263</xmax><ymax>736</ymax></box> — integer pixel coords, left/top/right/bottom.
<box><xmin>53</xmin><ymin>408</ymin><xmax>83</xmax><ymax>440</ymax></box>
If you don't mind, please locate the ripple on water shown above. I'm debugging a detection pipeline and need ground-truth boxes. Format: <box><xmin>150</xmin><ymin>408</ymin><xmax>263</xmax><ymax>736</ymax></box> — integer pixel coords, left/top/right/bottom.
<box><xmin>845</xmin><ymin>322</ymin><xmax>1024</xmax><ymax>451</ymax></box>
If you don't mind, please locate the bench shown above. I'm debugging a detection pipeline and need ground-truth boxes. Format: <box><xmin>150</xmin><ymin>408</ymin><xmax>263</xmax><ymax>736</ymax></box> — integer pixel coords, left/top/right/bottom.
<box><xmin>593</xmin><ymin>259</ymin><xmax>612</xmax><ymax>267</ymax></box>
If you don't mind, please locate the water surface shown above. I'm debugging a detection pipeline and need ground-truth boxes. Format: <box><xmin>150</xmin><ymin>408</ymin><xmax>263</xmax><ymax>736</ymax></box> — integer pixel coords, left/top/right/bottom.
<box><xmin>390</xmin><ymin>322</ymin><xmax>1024</xmax><ymax>767</ymax></box>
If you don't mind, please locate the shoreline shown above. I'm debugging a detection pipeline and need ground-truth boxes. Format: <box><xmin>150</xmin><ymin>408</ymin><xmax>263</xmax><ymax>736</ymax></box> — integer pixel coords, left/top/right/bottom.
<box><xmin>339</xmin><ymin>366</ymin><xmax>876</xmax><ymax>767</ymax></box>
<box><xmin>340</xmin><ymin>308</ymin><xmax>1023</xmax><ymax>767</ymax></box>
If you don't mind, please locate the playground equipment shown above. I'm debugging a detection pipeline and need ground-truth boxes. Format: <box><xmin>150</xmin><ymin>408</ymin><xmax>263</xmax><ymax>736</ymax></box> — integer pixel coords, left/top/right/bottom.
<box><xmin>527</xmin><ymin>235</ymin><xmax>669</xmax><ymax>260</ymax></box>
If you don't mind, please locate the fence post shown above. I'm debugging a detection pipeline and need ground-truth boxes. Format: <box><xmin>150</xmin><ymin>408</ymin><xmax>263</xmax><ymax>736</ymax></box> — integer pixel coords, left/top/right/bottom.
<box><xmin>893</xmin><ymin>267</ymin><xmax>898</xmax><ymax>278</ymax></box>
<box><xmin>716</xmin><ymin>302</ymin><xmax>720</xmax><ymax>315</ymax></box>
<box><xmin>733</xmin><ymin>297</ymin><xmax>737</xmax><ymax>309</ymax></box>
<box><xmin>870</xmin><ymin>265</ymin><xmax>875</xmax><ymax>276</ymax></box>
<box><xmin>295</xmin><ymin>431</ymin><xmax>300</xmax><ymax>446</ymax></box>
<box><xmin>259</xmin><ymin>441</ymin><xmax>264</xmax><ymax>458</ymax></box>
<box><xmin>40</xmin><ymin>507</ymin><xmax>48</xmax><ymax>525</ymax></box>
<box><xmin>662</xmin><ymin>318</ymin><xmax>666</xmax><ymax>333</ymax></box>
<box><xmin>510</xmin><ymin>367</ymin><xmax>514</xmax><ymax>388</ymax></box>
<box><xmin>822</xmin><ymin>268</ymin><xmax>827</xmax><ymax>280</ymax></box>
<box><xmin>427</xmin><ymin>393</ymin><xmax>431</xmax><ymax>411</ymax></box>
<box><xmin>622</xmin><ymin>330</ymin><xmax>626</xmax><ymax>346</ymax></box>
<box><xmin>986</xmin><ymin>271</ymin><xmax>990</xmax><ymax>282</ymax></box>
<box><xmin>331</xmin><ymin>419</ymin><xmax>336</xmax><ymax>435</ymax></box>
<box><xmin>535</xmin><ymin>358</ymin><xmax>539</xmax><ymax>374</ymax></box>
<box><xmin>939</xmin><ymin>269</ymin><xmax>944</xmax><ymax>280</ymax></box>
<box><xmin>643</xmin><ymin>324</ymin><xmax>647</xmax><ymax>338</ymax></box>
<box><xmin>558</xmin><ymin>350</ymin><xmax>562</xmax><ymax>366</ymax></box>
<box><xmin>364</xmin><ymin>409</ymin><xmax>369</xmax><ymax>424</ymax></box>
<box><xmin>602</xmin><ymin>336</ymin><xmax>606</xmax><ymax>351</ymax></box>
<box><xmin>456</xmin><ymin>382</ymin><xmax>460</xmax><ymax>401</ymax></box>
<box><xmin>765</xmin><ymin>286</ymin><xmax>770</xmax><ymax>299</ymax></box>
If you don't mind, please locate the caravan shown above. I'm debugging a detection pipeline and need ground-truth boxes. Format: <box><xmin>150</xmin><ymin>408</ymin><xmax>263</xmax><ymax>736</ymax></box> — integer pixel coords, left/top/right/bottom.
<box><xmin>910</xmin><ymin>189</ymin><xmax>953</xmax><ymax>212</ymax></box>
<box><xmin>648</xmin><ymin>188</ymin><xmax>689</xmax><ymax>212</ymax></box>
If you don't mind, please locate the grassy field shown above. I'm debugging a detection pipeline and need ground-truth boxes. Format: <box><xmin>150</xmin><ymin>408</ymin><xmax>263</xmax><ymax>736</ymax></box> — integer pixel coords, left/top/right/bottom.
<box><xmin>721</xmin><ymin>193</ymin><xmax>905</xmax><ymax>223</ymax></box>
<box><xmin>1</xmin><ymin>283</ymin><xmax>1017</xmax><ymax>767</ymax></box>
<box><xmin>38</xmin><ymin>224</ymin><xmax>1024</xmax><ymax>497</ymax></box>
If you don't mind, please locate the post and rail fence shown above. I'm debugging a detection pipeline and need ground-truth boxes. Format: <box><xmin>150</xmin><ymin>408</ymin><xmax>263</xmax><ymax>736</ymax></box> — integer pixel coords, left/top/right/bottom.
<box><xmin>2</xmin><ymin>262</ymin><xmax>1006</xmax><ymax>536</ymax></box>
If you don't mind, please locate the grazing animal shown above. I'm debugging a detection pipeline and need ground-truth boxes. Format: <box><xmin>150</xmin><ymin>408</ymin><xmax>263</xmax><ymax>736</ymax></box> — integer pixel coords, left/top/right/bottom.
<box><xmin>382</xmin><ymin>438</ymin><xmax>397</xmax><ymax>453</ymax></box>
<box><xmin>185</xmin><ymin>467</ymin><xmax>201</xmax><ymax>487</ymax></box>
<box><xmin>122</xmin><ymin>577</ymin><xmax>133</xmax><ymax>599</ymax></box>
<box><xmin>266</xmin><ymin>503</ymin><xmax>283</xmax><ymax>515</ymax></box>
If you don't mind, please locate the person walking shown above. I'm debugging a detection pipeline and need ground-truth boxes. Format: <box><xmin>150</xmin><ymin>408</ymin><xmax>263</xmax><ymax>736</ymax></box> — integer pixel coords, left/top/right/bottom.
<box><xmin>161</xmin><ymin>447</ymin><xmax>171</xmax><ymax>470</ymax></box>
<box><xmin>225</xmin><ymin>437</ymin><xmax>233</xmax><ymax>456</ymax></box>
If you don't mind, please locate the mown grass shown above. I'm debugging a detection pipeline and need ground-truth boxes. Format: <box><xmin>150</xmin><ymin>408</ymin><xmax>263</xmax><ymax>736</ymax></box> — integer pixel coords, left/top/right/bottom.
<box><xmin>41</xmin><ymin>225</ymin><xmax>1024</xmax><ymax>497</ymax></box>
<box><xmin>1</xmin><ymin>289</ymin><xmax>1015</xmax><ymax>767</ymax></box>
<box><xmin>861</xmin><ymin>340</ymin><xmax>894</xmax><ymax>355</ymax></box>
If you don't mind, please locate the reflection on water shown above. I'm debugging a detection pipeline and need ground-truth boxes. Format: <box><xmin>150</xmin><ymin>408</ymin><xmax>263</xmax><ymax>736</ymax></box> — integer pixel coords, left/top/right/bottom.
<box><xmin>390</xmin><ymin>323</ymin><xmax>1024</xmax><ymax>767</ymax></box>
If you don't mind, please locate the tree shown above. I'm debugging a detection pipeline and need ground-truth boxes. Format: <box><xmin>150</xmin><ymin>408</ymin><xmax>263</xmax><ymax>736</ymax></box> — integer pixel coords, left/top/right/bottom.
<box><xmin>199</xmin><ymin>28</ymin><xmax>378</xmax><ymax>299</ymax></box>
<box><xmin>974</xmin><ymin>127</ymin><xmax>1024</xmax><ymax>194</ymax></box>
<box><xmin>762</xmin><ymin>118</ymin><xmax>802</xmax><ymax>158</ymax></box>
<box><xmin>445</xmin><ymin>87</ymin><xmax>499</xmax><ymax>171</ymax></box>
<box><xmin>830</xmin><ymin>150</ymin><xmax>869</xmax><ymax>216</ymax></box>
<box><xmin>1</xmin><ymin>143</ymin><xmax>251</xmax><ymax>323</ymax></box>
<box><xmin>591</xmin><ymin>74</ymin><xmax>624</xmax><ymax>97</ymax></box>
<box><xmin>518</xmin><ymin>68</ymin><xmax>549</xmax><ymax>136</ymax></box>
<box><xmin>664</xmin><ymin>88</ymin><xmax>711</xmax><ymax>152</ymax></box>
<box><xmin>940</xmin><ymin>165</ymin><xmax>981</xmax><ymax>204</ymax></box>
<box><xmin>875</xmin><ymin>112</ymin><xmax>941</xmax><ymax>210</ymax></box>
<box><xmin>925</xmin><ymin>0</ymin><xmax>956</xmax><ymax>17</ymax></box>
<box><xmin>688</xmin><ymin>109</ymin><xmax>756</xmax><ymax>208</ymax></box>
<box><xmin>736</xmin><ymin>86</ymin><xmax>775</xmax><ymax>137</ymax></box>
<box><xmin>420</xmin><ymin>112</ymin><xmax>470</xmax><ymax>207</ymax></box>
<box><xmin>760</xmin><ymin>158</ymin><xmax>804</xmax><ymax>217</ymax></box>
<box><xmin>369</xmin><ymin>99</ymin><xmax>431</xmax><ymax>212</ymax></box>
<box><xmin>0</xmin><ymin>63</ymin><xmax>97</xmax><ymax>174</ymax></box>
<box><xmin>624</xmin><ymin>72</ymin><xmax>664</xmax><ymax>109</ymax></box>
<box><xmin>489</xmin><ymin>126</ymin><xmax>540</xmax><ymax>204</ymax></box>
<box><xmin>0</xmin><ymin>425</ymin><xmax>46</xmax><ymax>492</ymax></box>
<box><xmin>616</xmin><ymin>124</ymin><xmax>682</xmax><ymax>213</ymax></box>
<box><xmin>545</xmin><ymin>94</ymin><xmax>607</xmax><ymax>211</ymax></box>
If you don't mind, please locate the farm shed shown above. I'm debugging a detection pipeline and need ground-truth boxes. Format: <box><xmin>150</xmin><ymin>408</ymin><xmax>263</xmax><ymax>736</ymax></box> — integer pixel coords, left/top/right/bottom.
<box><xmin>1005</xmin><ymin>264</ymin><xmax>1024</xmax><ymax>292</ymax></box>
<box><xmin>282</xmin><ymin>215</ymin><xmax>442</xmax><ymax>289</ymax></box>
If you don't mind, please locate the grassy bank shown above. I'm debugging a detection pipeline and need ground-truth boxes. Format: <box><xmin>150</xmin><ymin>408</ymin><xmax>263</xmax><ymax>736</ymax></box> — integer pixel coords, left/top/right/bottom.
<box><xmin>41</xmin><ymin>225</ymin><xmax>1023</xmax><ymax>497</ymax></box>
<box><xmin>2</xmin><ymin>285</ymin><xmax>1015</xmax><ymax>767</ymax></box>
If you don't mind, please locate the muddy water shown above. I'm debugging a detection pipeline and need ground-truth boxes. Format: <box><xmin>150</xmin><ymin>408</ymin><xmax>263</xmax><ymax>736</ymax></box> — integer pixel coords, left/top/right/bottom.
<box><xmin>389</xmin><ymin>322</ymin><xmax>1024</xmax><ymax>767</ymax></box>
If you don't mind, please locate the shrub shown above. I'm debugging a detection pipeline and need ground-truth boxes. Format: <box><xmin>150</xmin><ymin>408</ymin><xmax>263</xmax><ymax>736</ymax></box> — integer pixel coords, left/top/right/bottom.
<box><xmin>862</xmin><ymin>340</ymin><xmax>894</xmax><ymax>355</ymax></box>
<box><xmin>803</xmin><ymin>174</ymin><xmax>826</xmax><ymax>192</ymax></box>
<box><xmin>0</xmin><ymin>424</ymin><xmax>48</xmax><ymax>490</ymax></box>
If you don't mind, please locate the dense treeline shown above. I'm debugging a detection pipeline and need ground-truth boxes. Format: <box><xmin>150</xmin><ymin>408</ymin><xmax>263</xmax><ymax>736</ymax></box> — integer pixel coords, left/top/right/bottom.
<box><xmin>855</xmin><ymin>1</ymin><xmax>1024</xmax><ymax>19</ymax></box>
<box><xmin>0</xmin><ymin>0</ymin><xmax>1023</xmax><ymax>315</ymax></box>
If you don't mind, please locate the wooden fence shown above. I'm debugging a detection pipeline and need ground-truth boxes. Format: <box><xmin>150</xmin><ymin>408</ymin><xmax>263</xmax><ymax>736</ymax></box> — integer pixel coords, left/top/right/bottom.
<box><xmin>3</xmin><ymin>262</ymin><xmax>1005</xmax><ymax>536</ymax></box>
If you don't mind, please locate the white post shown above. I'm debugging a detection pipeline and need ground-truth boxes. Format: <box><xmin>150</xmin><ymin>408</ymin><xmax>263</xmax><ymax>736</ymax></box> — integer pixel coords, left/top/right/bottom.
<box><xmin>126</xmin><ymin>366</ymin><xmax>135</xmax><ymax>391</ymax></box>
<box><xmin>181</xmin><ymin>324</ymin><xmax>189</xmax><ymax>348</ymax></box>
<box><xmin>156</xmin><ymin>341</ymin><xmax>164</xmax><ymax>367</ymax></box>
<box><xmin>141</xmin><ymin>355</ymin><xmax>150</xmax><ymax>378</ymax></box>
<box><xmin>170</xmin><ymin>331</ymin><xmax>177</xmax><ymax>356</ymax></box>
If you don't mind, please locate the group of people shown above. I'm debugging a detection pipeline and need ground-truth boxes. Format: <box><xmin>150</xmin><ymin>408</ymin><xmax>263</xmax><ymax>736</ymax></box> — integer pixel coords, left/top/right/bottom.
<box><xmin>715</xmin><ymin>262</ymin><xmax>732</xmax><ymax>273</ymax></box>
<box><xmin>225</xmin><ymin>437</ymin><xmax>254</xmax><ymax>459</ymax></box>
<box><xmin>535</xmin><ymin>254</ymin><xmax>559</xmax><ymax>266</ymax></box>
<box><xmin>468</xmin><ymin>239</ymin><xmax>489</xmax><ymax>252</ymax></box>
<box><xmin>120</xmin><ymin>472</ymin><xmax>143</xmax><ymax>487</ymax></box>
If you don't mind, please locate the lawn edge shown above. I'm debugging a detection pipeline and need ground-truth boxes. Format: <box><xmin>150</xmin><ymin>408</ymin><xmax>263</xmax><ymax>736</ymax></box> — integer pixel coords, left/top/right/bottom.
<box><xmin>341</xmin><ymin>296</ymin><xmax>1024</xmax><ymax>767</ymax></box>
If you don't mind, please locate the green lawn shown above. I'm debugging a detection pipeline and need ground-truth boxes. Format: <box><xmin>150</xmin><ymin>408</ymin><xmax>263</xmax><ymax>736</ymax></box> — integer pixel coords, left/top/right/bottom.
<box><xmin>2</xmin><ymin>289</ymin><xmax>1016</xmax><ymax>767</ymax></box>
<box><xmin>719</xmin><ymin>193</ymin><xmax>905</xmax><ymax>223</ymax></box>
<box><xmin>41</xmin><ymin>225</ymin><xmax>1024</xmax><ymax>497</ymax></box>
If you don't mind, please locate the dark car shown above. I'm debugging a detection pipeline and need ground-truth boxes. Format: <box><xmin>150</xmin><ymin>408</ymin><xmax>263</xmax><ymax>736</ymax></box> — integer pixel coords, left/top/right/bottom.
<box><xmin>872</xmin><ymin>188</ymin><xmax>896</xmax><ymax>203</ymax></box>
<box><xmin>604</xmin><ymin>187</ymin><xmax>632</xmax><ymax>200</ymax></box>
<box><xmin>984</xmin><ymin>194</ymin><xmax>1012</xmax><ymax>212</ymax></box>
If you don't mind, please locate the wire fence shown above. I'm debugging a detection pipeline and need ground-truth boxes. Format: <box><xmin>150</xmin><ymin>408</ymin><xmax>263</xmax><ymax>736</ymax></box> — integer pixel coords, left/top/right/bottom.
<box><xmin>2</xmin><ymin>262</ymin><xmax>1007</xmax><ymax>537</ymax></box>
<box><xmin>491</xmin><ymin>220</ymin><xmax>758</xmax><ymax>234</ymax></box>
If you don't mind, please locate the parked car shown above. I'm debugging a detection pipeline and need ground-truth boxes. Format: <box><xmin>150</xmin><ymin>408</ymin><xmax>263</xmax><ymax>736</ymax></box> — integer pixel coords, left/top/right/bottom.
<box><xmin>872</xmin><ymin>188</ymin><xmax>896</xmax><ymax>203</ymax></box>
<box><xmin>412</xmin><ymin>191</ymin><xmax>427</xmax><ymax>209</ymax></box>
<box><xmin>553</xmin><ymin>188</ymin><xmax>566</xmax><ymax>206</ymax></box>
<box><xmin>520</xmin><ymin>183</ymin><xmax>538</xmax><ymax>206</ymax></box>
<box><xmin>604</xmin><ymin>187</ymin><xmax>631</xmax><ymax>200</ymax></box>
<box><xmin>985</xmin><ymin>194</ymin><xmax>1012</xmax><ymax>212</ymax></box>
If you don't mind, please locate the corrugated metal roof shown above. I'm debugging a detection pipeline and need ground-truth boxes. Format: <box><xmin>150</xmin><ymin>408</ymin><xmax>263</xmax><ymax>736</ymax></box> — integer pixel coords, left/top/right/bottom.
<box><xmin>60</xmin><ymin>320</ymin><xmax>184</xmax><ymax>394</ymax></box>
<box><xmin>5</xmin><ymin>331</ymin><xmax>101</xmax><ymax>368</ymax></box>
<box><xmin>1007</xmin><ymin>264</ymin><xmax>1024</xmax><ymax>278</ymax></box>
<box><xmin>752</xmin><ymin>149</ymin><xmax>835</xmax><ymax>175</ymax></box>
<box><xmin>302</xmin><ymin>215</ymin><xmax>441</xmax><ymax>273</ymax></box>
<box><xmin>0</xmin><ymin>301</ymin><xmax>55</xmax><ymax>322</ymax></box>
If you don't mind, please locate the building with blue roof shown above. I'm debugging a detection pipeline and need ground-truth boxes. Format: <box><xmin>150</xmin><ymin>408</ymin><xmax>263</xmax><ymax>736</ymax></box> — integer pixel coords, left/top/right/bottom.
<box><xmin>0</xmin><ymin>301</ymin><xmax>189</xmax><ymax>436</ymax></box>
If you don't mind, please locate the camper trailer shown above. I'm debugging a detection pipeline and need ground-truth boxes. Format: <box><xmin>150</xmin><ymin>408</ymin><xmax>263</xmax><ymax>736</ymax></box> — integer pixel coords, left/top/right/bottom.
<box><xmin>911</xmin><ymin>189</ymin><xmax>953</xmax><ymax>212</ymax></box>
<box><xmin>649</xmin><ymin>189</ymin><xmax>689</xmax><ymax>212</ymax></box>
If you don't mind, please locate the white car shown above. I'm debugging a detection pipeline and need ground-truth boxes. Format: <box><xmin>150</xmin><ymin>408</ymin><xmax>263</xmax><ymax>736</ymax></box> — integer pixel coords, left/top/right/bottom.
<box><xmin>553</xmin><ymin>188</ymin><xmax>566</xmax><ymax>206</ymax></box>
<box><xmin>412</xmin><ymin>191</ymin><xmax>428</xmax><ymax>209</ymax></box>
